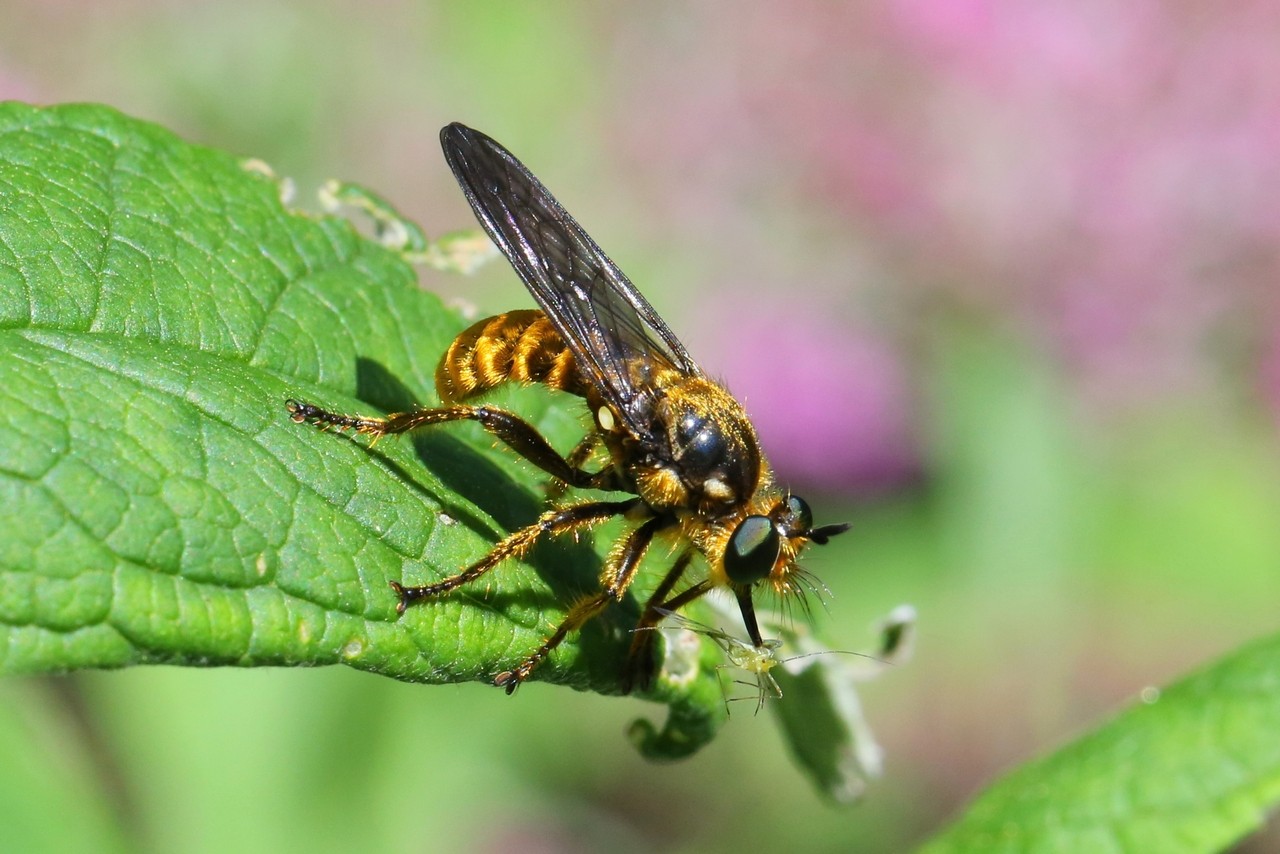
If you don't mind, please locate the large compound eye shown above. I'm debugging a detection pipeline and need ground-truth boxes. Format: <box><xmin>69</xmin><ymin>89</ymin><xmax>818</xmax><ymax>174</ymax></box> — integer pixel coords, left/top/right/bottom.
<box><xmin>783</xmin><ymin>495</ymin><xmax>814</xmax><ymax>535</ymax></box>
<box><xmin>724</xmin><ymin>515</ymin><xmax>781</xmax><ymax>585</ymax></box>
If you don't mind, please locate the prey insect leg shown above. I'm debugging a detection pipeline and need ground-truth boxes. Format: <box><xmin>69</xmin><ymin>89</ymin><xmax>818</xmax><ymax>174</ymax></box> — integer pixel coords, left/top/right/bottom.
<box><xmin>286</xmin><ymin>399</ymin><xmax>617</xmax><ymax>490</ymax></box>
<box><xmin>494</xmin><ymin>515</ymin><xmax>667</xmax><ymax>693</ymax></box>
<box><xmin>390</xmin><ymin>498</ymin><xmax>639</xmax><ymax>611</ymax></box>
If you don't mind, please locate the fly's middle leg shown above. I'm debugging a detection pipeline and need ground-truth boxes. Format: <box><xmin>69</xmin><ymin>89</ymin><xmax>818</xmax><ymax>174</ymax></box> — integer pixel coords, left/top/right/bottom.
<box><xmin>390</xmin><ymin>498</ymin><xmax>638</xmax><ymax>611</ymax></box>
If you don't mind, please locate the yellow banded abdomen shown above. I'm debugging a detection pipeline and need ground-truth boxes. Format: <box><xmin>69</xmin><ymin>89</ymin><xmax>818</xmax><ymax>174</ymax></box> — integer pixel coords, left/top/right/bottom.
<box><xmin>435</xmin><ymin>309</ymin><xmax>584</xmax><ymax>403</ymax></box>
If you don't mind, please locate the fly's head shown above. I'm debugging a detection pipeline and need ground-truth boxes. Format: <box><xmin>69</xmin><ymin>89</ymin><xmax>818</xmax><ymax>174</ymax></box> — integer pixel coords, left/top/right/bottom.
<box><xmin>636</xmin><ymin>376</ymin><xmax>849</xmax><ymax>646</ymax></box>
<box><xmin>718</xmin><ymin>494</ymin><xmax>851</xmax><ymax>646</ymax></box>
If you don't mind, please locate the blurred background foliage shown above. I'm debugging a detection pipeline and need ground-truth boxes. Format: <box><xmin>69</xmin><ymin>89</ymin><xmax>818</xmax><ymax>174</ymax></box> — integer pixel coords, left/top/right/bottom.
<box><xmin>3</xmin><ymin>2</ymin><xmax>1279</xmax><ymax>851</ymax></box>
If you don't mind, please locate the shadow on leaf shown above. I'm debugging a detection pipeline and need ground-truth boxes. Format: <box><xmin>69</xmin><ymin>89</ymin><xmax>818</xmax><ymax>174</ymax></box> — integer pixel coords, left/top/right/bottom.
<box><xmin>352</xmin><ymin>356</ymin><xmax>644</xmax><ymax>689</ymax></box>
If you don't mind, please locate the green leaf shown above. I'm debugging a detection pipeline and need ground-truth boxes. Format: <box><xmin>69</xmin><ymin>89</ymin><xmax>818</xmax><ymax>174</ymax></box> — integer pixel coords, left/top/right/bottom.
<box><xmin>0</xmin><ymin>101</ymin><xmax>724</xmax><ymax>757</ymax></box>
<box><xmin>921</xmin><ymin>632</ymin><xmax>1280</xmax><ymax>853</ymax></box>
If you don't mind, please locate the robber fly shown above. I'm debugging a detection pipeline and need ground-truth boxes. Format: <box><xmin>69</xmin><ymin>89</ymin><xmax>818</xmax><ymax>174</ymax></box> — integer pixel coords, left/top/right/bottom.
<box><xmin>286</xmin><ymin>123</ymin><xmax>849</xmax><ymax>693</ymax></box>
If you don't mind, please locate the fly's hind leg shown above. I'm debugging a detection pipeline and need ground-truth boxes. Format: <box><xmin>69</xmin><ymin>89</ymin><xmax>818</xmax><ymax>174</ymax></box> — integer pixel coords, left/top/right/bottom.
<box><xmin>285</xmin><ymin>398</ymin><xmax>618</xmax><ymax>490</ymax></box>
<box><xmin>495</xmin><ymin>515</ymin><xmax>666</xmax><ymax>693</ymax></box>
<box><xmin>545</xmin><ymin>432</ymin><xmax>601</xmax><ymax>502</ymax></box>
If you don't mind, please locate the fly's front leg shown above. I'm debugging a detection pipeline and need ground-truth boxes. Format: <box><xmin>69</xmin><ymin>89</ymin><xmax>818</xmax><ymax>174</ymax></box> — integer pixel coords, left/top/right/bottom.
<box><xmin>623</xmin><ymin>549</ymin><xmax>694</xmax><ymax>693</ymax></box>
<box><xmin>390</xmin><ymin>498</ymin><xmax>639</xmax><ymax>612</ymax></box>
<box><xmin>494</xmin><ymin>515</ymin><xmax>667</xmax><ymax>693</ymax></box>
<box><xmin>623</xmin><ymin>579</ymin><xmax>715</xmax><ymax>689</ymax></box>
<box><xmin>285</xmin><ymin>398</ymin><xmax>619</xmax><ymax>490</ymax></box>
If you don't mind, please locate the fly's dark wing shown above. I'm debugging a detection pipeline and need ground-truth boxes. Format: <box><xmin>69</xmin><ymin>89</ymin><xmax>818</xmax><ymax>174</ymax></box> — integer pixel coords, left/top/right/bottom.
<box><xmin>440</xmin><ymin>123</ymin><xmax>701</xmax><ymax>441</ymax></box>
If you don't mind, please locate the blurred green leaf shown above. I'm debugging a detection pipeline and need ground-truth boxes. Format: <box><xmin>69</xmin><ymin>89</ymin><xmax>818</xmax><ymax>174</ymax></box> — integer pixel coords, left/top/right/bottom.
<box><xmin>0</xmin><ymin>681</ymin><xmax>130</xmax><ymax>852</ymax></box>
<box><xmin>0</xmin><ymin>101</ymin><xmax>722</xmax><ymax>757</ymax></box>
<box><xmin>921</xmin><ymin>632</ymin><xmax>1280</xmax><ymax>853</ymax></box>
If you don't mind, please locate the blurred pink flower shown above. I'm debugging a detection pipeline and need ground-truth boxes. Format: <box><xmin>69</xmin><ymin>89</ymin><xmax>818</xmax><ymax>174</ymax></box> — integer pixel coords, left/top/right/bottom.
<box><xmin>610</xmin><ymin>1</ymin><xmax>1280</xmax><ymax>438</ymax></box>
<box><xmin>701</xmin><ymin>298</ymin><xmax>918</xmax><ymax>494</ymax></box>
<box><xmin>0</xmin><ymin>67</ymin><xmax>38</xmax><ymax>103</ymax></box>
